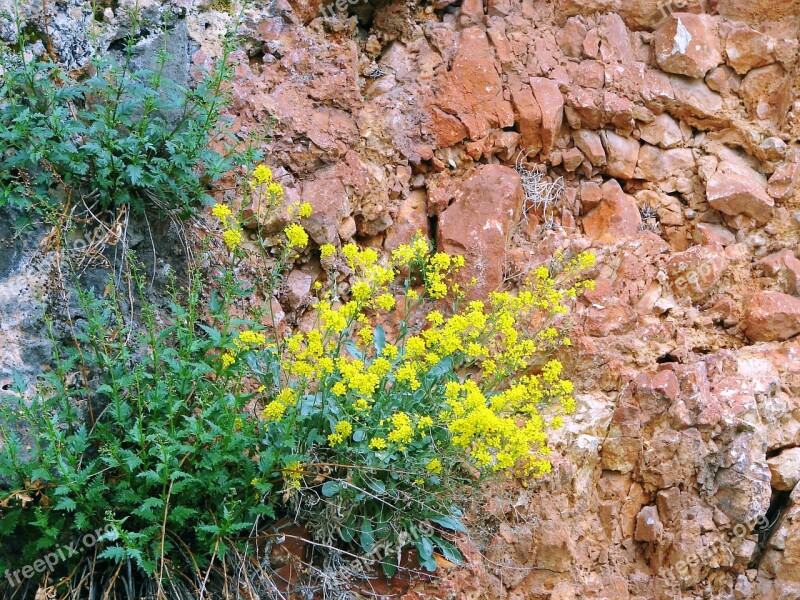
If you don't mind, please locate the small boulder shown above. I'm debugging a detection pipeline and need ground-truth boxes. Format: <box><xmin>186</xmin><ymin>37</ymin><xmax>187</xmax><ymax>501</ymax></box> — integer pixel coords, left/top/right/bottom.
<box><xmin>707</xmin><ymin>162</ymin><xmax>773</xmax><ymax>224</ymax></box>
<box><xmin>667</xmin><ymin>245</ymin><xmax>729</xmax><ymax>303</ymax></box>
<box><xmin>438</xmin><ymin>165</ymin><xmax>523</xmax><ymax>300</ymax></box>
<box><xmin>745</xmin><ymin>291</ymin><xmax>800</xmax><ymax>342</ymax></box>
<box><xmin>530</xmin><ymin>77</ymin><xmax>564</xmax><ymax>157</ymax></box>
<box><xmin>739</xmin><ymin>64</ymin><xmax>792</xmax><ymax>123</ymax></box>
<box><xmin>725</xmin><ymin>25</ymin><xmax>775</xmax><ymax>75</ymax></box>
<box><xmin>634</xmin><ymin>505</ymin><xmax>664</xmax><ymax>543</ymax></box>
<box><xmin>582</xmin><ymin>179</ymin><xmax>641</xmax><ymax>243</ymax></box>
<box><xmin>768</xmin><ymin>447</ymin><xmax>800</xmax><ymax>491</ymax></box>
<box><xmin>654</xmin><ymin>14</ymin><xmax>722</xmax><ymax>79</ymax></box>
<box><xmin>573</xmin><ymin>129</ymin><xmax>606</xmax><ymax>167</ymax></box>
<box><xmin>601</xmin><ymin>131</ymin><xmax>639</xmax><ymax>179</ymax></box>
<box><xmin>639</xmin><ymin>113</ymin><xmax>683</xmax><ymax>149</ymax></box>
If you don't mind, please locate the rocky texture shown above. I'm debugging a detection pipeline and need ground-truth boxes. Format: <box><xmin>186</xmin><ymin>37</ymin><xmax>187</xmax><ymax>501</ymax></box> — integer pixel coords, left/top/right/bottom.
<box><xmin>745</xmin><ymin>292</ymin><xmax>800</xmax><ymax>342</ymax></box>
<box><xmin>4</xmin><ymin>0</ymin><xmax>800</xmax><ymax>597</ymax></box>
<box><xmin>437</xmin><ymin>165</ymin><xmax>523</xmax><ymax>300</ymax></box>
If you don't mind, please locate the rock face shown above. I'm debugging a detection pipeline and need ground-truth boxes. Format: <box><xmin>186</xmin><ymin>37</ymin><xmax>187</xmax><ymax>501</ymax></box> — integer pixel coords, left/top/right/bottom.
<box><xmin>5</xmin><ymin>0</ymin><xmax>800</xmax><ymax>598</ymax></box>
<box><xmin>707</xmin><ymin>162</ymin><xmax>774</xmax><ymax>224</ymax></box>
<box><xmin>654</xmin><ymin>14</ymin><xmax>722</xmax><ymax>78</ymax></box>
<box><xmin>437</xmin><ymin>165</ymin><xmax>523</xmax><ymax>299</ymax></box>
<box><xmin>769</xmin><ymin>448</ymin><xmax>800</xmax><ymax>491</ymax></box>
<box><xmin>745</xmin><ymin>292</ymin><xmax>800</xmax><ymax>342</ymax></box>
<box><xmin>581</xmin><ymin>180</ymin><xmax>641</xmax><ymax>243</ymax></box>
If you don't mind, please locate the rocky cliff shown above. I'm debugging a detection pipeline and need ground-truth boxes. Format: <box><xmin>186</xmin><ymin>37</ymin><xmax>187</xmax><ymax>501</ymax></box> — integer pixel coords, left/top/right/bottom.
<box><xmin>2</xmin><ymin>0</ymin><xmax>800</xmax><ymax>597</ymax></box>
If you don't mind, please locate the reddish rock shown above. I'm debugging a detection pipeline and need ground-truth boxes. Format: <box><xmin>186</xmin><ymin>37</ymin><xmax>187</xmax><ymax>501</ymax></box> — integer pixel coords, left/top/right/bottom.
<box><xmin>597</xmin><ymin>13</ymin><xmax>630</xmax><ymax>63</ymax></box>
<box><xmin>558</xmin><ymin>17</ymin><xmax>587</xmax><ymax>58</ymax></box>
<box><xmin>666</xmin><ymin>245</ymin><xmax>729</xmax><ymax>303</ymax></box>
<box><xmin>573</xmin><ymin>129</ymin><xmax>606</xmax><ymax>166</ymax></box>
<box><xmin>434</xmin><ymin>27</ymin><xmax>514</xmax><ymax>141</ymax></box>
<box><xmin>601</xmin><ymin>131</ymin><xmax>639</xmax><ymax>179</ymax></box>
<box><xmin>574</xmin><ymin>60</ymin><xmax>605</xmax><ymax>89</ymax></box>
<box><xmin>707</xmin><ymin>162</ymin><xmax>774</xmax><ymax>224</ymax></box>
<box><xmin>301</xmin><ymin>173</ymin><xmax>353</xmax><ymax>245</ymax></box>
<box><xmin>530</xmin><ymin>77</ymin><xmax>564</xmax><ymax>157</ymax></box>
<box><xmin>768</xmin><ymin>448</ymin><xmax>800</xmax><ymax>491</ymax></box>
<box><xmin>740</xmin><ymin>64</ymin><xmax>792</xmax><ymax>123</ymax></box>
<box><xmin>636</xmin><ymin>146</ymin><xmax>695</xmax><ymax>182</ymax></box>
<box><xmin>562</xmin><ymin>147</ymin><xmax>584</xmax><ymax>171</ymax></box>
<box><xmin>437</xmin><ymin>165</ymin><xmax>523</xmax><ymax>300</ymax></box>
<box><xmin>759</xmin><ymin>250</ymin><xmax>796</xmax><ymax>277</ymax></box>
<box><xmin>654</xmin><ymin>14</ymin><xmax>722</xmax><ymax>79</ymax></box>
<box><xmin>638</xmin><ymin>113</ymin><xmax>683</xmax><ymax>149</ymax></box>
<box><xmin>285</xmin><ymin>269</ymin><xmax>315</xmax><ymax>309</ymax></box>
<box><xmin>716</xmin><ymin>0</ymin><xmax>800</xmax><ymax>22</ymax></box>
<box><xmin>582</xmin><ymin>179</ymin><xmax>642</xmax><ymax>243</ymax></box>
<box><xmin>634</xmin><ymin>506</ymin><xmax>664</xmax><ymax>543</ymax></box>
<box><xmin>668</xmin><ymin>76</ymin><xmax>724</xmax><ymax>122</ymax></box>
<box><xmin>287</xmin><ymin>0</ymin><xmax>322</xmax><ymax>23</ymax></box>
<box><xmin>580</xmin><ymin>181</ymin><xmax>603</xmax><ymax>214</ymax></box>
<box><xmin>426</xmin><ymin>107</ymin><xmax>469</xmax><ymax>149</ymax></box>
<box><xmin>510</xmin><ymin>82</ymin><xmax>543</xmax><ymax>154</ymax></box>
<box><xmin>384</xmin><ymin>190</ymin><xmax>430</xmax><ymax>250</ymax></box>
<box><xmin>725</xmin><ymin>25</ymin><xmax>775</xmax><ymax>75</ymax></box>
<box><xmin>696</xmin><ymin>223</ymin><xmax>736</xmax><ymax>247</ymax></box>
<box><xmin>768</xmin><ymin>161</ymin><xmax>800</xmax><ymax>200</ymax></box>
<box><xmin>745</xmin><ymin>292</ymin><xmax>800</xmax><ymax>342</ymax></box>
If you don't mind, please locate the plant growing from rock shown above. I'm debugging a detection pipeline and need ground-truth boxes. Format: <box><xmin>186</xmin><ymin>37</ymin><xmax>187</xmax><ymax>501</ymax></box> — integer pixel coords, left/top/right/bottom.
<box><xmin>0</xmin><ymin>164</ymin><xmax>595</xmax><ymax>596</ymax></box>
<box><xmin>0</xmin><ymin>8</ymin><xmax>255</xmax><ymax>227</ymax></box>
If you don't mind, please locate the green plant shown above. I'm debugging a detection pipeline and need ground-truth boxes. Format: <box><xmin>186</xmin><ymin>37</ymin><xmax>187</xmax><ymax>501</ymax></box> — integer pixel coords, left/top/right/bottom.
<box><xmin>0</xmin><ymin>10</ymin><xmax>255</xmax><ymax>222</ymax></box>
<box><xmin>0</xmin><ymin>166</ymin><xmax>595</xmax><ymax>594</ymax></box>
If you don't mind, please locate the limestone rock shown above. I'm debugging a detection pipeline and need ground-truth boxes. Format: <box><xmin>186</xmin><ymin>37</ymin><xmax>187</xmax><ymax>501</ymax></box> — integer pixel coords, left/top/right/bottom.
<box><xmin>725</xmin><ymin>25</ymin><xmax>776</xmax><ymax>75</ymax></box>
<box><xmin>707</xmin><ymin>162</ymin><xmax>774</xmax><ymax>224</ymax></box>
<box><xmin>769</xmin><ymin>448</ymin><xmax>800</xmax><ymax>491</ymax></box>
<box><xmin>530</xmin><ymin>77</ymin><xmax>564</xmax><ymax>157</ymax></box>
<box><xmin>745</xmin><ymin>292</ymin><xmax>800</xmax><ymax>342</ymax></box>
<box><xmin>654</xmin><ymin>14</ymin><xmax>722</xmax><ymax>79</ymax></box>
<box><xmin>437</xmin><ymin>165</ymin><xmax>523</xmax><ymax>300</ymax></box>
<box><xmin>582</xmin><ymin>179</ymin><xmax>641</xmax><ymax>243</ymax></box>
<box><xmin>601</xmin><ymin>131</ymin><xmax>639</xmax><ymax>179</ymax></box>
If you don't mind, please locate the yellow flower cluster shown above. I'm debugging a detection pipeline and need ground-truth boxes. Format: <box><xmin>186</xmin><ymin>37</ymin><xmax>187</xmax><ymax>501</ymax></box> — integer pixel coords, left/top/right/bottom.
<box><xmin>252</xmin><ymin>164</ymin><xmax>273</xmax><ymax>186</ymax></box>
<box><xmin>391</xmin><ymin>233</ymin><xmax>465</xmax><ymax>299</ymax></box>
<box><xmin>212</xmin><ymin>203</ymin><xmax>243</xmax><ymax>251</ymax></box>
<box><xmin>328</xmin><ymin>420</ymin><xmax>353</xmax><ymax>446</ymax></box>
<box><xmin>262</xmin><ymin>388</ymin><xmax>297</xmax><ymax>422</ymax></box>
<box><xmin>284</xmin><ymin>223</ymin><xmax>309</xmax><ymax>249</ymax></box>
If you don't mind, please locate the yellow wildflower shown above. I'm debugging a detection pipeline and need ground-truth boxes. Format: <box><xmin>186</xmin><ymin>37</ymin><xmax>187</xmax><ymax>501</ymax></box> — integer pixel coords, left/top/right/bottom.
<box><xmin>211</xmin><ymin>204</ymin><xmax>233</xmax><ymax>225</ymax></box>
<box><xmin>320</xmin><ymin>244</ymin><xmax>336</xmax><ymax>259</ymax></box>
<box><xmin>369</xmin><ymin>437</ymin><xmax>388</xmax><ymax>450</ymax></box>
<box><xmin>221</xmin><ymin>351</ymin><xmax>235</xmax><ymax>368</ymax></box>
<box><xmin>222</xmin><ymin>228</ymin><xmax>242</xmax><ymax>251</ymax></box>
<box><xmin>284</xmin><ymin>223</ymin><xmax>309</xmax><ymax>249</ymax></box>
<box><xmin>297</xmin><ymin>202</ymin><xmax>312</xmax><ymax>218</ymax></box>
<box><xmin>252</xmin><ymin>164</ymin><xmax>273</xmax><ymax>185</ymax></box>
<box><xmin>426</xmin><ymin>458</ymin><xmax>442</xmax><ymax>474</ymax></box>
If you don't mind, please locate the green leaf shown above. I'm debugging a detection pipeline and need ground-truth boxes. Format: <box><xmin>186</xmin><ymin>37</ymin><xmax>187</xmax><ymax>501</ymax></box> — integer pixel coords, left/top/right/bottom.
<box><xmin>353</xmin><ymin>429</ymin><xmax>366</xmax><ymax>443</ymax></box>
<box><xmin>360</xmin><ymin>518</ymin><xmax>374</xmax><ymax>553</ymax></box>
<box><xmin>54</xmin><ymin>497</ymin><xmax>77</xmax><ymax>512</ymax></box>
<box><xmin>429</xmin><ymin>516</ymin><xmax>468</xmax><ymax>533</ymax></box>
<box><xmin>373</xmin><ymin>325</ymin><xmax>385</xmax><ymax>354</ymax></box>
<box><xmin>321</xmin><ymin>481</ymin><xmax>341</xmax><ymax>497</ymax></box>
<box><xmin>431</xmin><ymin>535</ymin><xmax>463</xmax><ymax>565</ymax></box>
<box><xmin>415</xmin><ymin>537</ymin><xmax>437</xmax><ymax>571</ymax></box>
